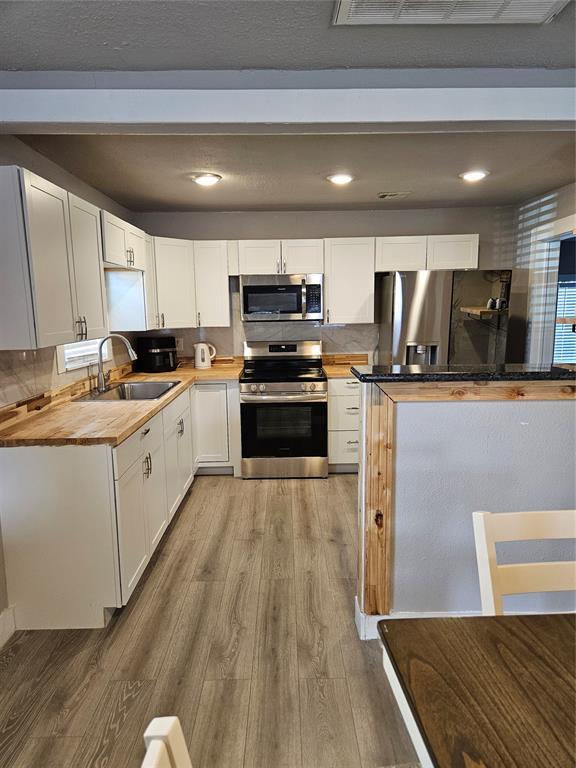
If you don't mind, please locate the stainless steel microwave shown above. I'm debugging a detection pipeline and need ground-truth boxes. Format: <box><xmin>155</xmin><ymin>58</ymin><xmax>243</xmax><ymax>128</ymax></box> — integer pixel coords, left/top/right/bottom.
<box><xmin>240</xmin><ymin>274</ymin><xmax>323</xmax><ymax>322</ymax></box>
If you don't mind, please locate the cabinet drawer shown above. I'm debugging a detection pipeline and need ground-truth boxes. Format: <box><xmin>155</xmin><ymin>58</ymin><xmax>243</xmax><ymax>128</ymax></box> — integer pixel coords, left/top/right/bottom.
<box><xmin>114</xmin><ymin>411</ymin><xmax>163</xmax><ymax>479</ymax></box>
<box><xmin>162</xmin><ymin>389</ymin><xmax>190</xmax><ymax>426</ymax></box>
<box><xmin>329</xmin><ymin>431</ymin><xmax>359</xmax><ymax>464</ymax></box>
<box><xmin>329</xmin><ymin>396</ymin><xmax>360</xmax><ymax>431</ymax></box>
<box><xmin>328</xmin><ymin>378</ymin><xmax>361</xmax><ymax>397</ymax></box>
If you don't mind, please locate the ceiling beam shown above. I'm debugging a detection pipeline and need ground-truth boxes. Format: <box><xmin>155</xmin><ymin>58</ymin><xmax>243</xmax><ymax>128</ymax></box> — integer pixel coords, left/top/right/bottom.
<box><xmin>1</xmin><ymin>87</ymin><xmax>574</xmax><ymax>134</ymax></box>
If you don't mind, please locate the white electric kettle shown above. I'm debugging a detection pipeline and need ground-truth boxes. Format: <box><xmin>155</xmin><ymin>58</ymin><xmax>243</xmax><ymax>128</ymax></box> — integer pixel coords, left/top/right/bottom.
<box><xmin>194</xmin><ymin>342</ymin><xmax>216</xmax><ymax>369</ymax></box>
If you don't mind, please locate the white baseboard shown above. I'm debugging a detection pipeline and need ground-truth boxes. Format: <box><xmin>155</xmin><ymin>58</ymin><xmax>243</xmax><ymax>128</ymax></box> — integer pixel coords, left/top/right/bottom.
<box><xmin>354</xmin><ymin>597</ymin><xmax>483</xmax><ymax>640</ymax></box>
<box><xmin>0</xmin><ymin>605</ymin><xmax>16</xmax><ymax>649</ymax></box>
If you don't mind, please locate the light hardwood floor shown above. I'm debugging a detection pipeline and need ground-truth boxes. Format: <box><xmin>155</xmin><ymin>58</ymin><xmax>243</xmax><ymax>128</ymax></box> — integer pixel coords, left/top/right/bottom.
<box><xmin>0</xmin><ymin>475</ymin><xmax>417</xmax><ymax>768</ymax></box>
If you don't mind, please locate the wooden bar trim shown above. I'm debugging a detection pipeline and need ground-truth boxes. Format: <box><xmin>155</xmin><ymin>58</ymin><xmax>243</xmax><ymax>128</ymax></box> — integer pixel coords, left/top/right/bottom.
<box><xmin>361</xmin><ymin>384</ymin><xmax>395</xmax><ymax>616</ymax></box>
<box><xmin>377</xmin><ymin>380</ymin><xmax>575</xmax><ymax>403</ymax></box>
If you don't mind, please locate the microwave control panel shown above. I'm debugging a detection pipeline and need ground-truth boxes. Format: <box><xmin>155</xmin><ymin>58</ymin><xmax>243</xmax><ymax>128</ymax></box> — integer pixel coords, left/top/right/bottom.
<box><xmin>306</xmin><ymin>284</ymin><xmax>322</xmax><ymax>314</ymax></box>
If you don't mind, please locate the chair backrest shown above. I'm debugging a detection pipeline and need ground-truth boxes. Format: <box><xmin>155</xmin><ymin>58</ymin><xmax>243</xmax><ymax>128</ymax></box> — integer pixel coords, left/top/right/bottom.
<box><xmin>472</xmin><ymin>509</ymin><xmax>576</xmax><ymax>615</ymax></box>
<box><xmin>141</xmin><ymin>717</ymin><xmax>193</xmax><ymax>768</ymax></box>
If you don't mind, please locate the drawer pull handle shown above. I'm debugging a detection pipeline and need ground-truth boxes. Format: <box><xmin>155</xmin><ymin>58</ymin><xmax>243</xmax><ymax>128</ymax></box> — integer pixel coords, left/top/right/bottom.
<box><xmin>345</xmin><ymin>407</ymin><xmax>359</xmax><ymax>412</ymax></box>
<box><xmin>347</xmin><ymin>440</ymin><xmax>359</xmax><ymax>445</ymax></box>
<box><xmin>141</xmin><ymin>427</ymin><xmax>151</xmax><ymax>436</ymax></box>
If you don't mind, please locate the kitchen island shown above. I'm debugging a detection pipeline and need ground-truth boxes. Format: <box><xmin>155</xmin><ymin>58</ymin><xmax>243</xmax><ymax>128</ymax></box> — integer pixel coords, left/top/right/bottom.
<box><xmin>352</xmin><ymin>364</ymin><xmax>576</xmax><ymax>639</ymax></box>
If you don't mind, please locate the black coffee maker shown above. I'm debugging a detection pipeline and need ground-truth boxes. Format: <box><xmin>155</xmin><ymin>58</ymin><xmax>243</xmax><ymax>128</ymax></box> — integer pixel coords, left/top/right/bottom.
<box><xmin>135</xmin><ymin>336</ymin><xmax>178</xmax><ymax>372</ymax></box>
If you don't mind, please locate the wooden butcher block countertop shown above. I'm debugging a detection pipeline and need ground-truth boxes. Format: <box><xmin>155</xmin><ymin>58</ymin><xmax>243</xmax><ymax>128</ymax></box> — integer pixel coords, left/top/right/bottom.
<box><xmin>0</xmin><ymin>363</ymin><xmax>243</xmax><ymax>448</ymax></box>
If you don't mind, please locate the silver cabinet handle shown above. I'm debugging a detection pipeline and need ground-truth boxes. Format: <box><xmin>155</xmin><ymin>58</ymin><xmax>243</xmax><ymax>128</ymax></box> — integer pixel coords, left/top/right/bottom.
<box><xmin>161</xmin><ymin>312</ymin><xmax>165</xmax><ymax>328</ymax></box>
<box><xmin>141</xmin><ymin>427</ymin><xmax>150</xmax><ymax>436</ymax></box>
<box><xmin>346</xmin><ymin>380</ymin><xmax>358</xmax><ymax>386</ymax></box>
<box><xmin>143</xmin><ymin>454</ymin><xmax>150</xmax><ymax>478</ymax></box>
<box><xmin>156</xmin><ymin>314</ymin><xmax>160</xmax><ymax>328</ymax></box>
<box><xmin>276</xmin><ymin>259</ymin><xmax>280</xmax><ymax>274</ymax></box>
<box><xmin>283</xmin><ymin>259</ymin><xmax>286</xmax><ymax>273</ymax></box>
<box><xmin>327</xmin><ymin>308</ymin><xmax>330</xmax><ymax>323</ymax></box>
<box><xmin>82</xmin><ymin>316</ymin><xmax>88</xmax><ymax>339</ymax></box>
<box><xmin>177</xmin><ymin>418</ymin><xmax>184</xmax><ymax>436</ymax></box>
<box><xmin>76</xmin><ymin>316</ymin><xmax>84</xmax><ymax>340</ymax></box>
<box><xmin>197</xmin><ymin>311</ymin><xmax>201</xmax><ymax>327</ymax></box>
<box><xmin>346</xmin><ymin>407</ymin><xmax>359</xmax><ymax>411</ymax></box>
<box><xmin>148</xmin><ymin>451</ymin><xmax>152</xmax><ymax>475</ymax></box>
<box><xmin>347</xmin><ymin>440</ymin><xmax>359</xmax><ymax>445</ymax></box>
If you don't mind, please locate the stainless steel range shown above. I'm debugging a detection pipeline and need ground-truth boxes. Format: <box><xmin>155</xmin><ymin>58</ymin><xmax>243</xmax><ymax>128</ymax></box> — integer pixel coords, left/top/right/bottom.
<box><xmin>240</xmin><ymin>341</ymin><xmax>328</xmax><ymax>479</ymax></box>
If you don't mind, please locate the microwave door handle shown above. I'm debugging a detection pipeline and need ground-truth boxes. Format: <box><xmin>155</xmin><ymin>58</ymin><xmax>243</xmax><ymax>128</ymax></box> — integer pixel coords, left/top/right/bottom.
<box><xmin>301</xmin><ymin>278</ymin><xmax>307</xmax><ymax>320</ymax></box>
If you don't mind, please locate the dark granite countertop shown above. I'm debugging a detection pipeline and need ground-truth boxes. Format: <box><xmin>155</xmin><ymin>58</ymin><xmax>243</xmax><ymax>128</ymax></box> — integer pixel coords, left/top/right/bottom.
<box><xmin>351</xmin><ymin>364</ymin><xmax>576</xmax><ymax>383</ymax></box>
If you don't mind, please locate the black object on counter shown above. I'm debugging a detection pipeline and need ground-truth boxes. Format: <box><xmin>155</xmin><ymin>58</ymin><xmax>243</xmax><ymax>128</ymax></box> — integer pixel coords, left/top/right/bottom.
<box><xmin>351</xmin><ymin>364</ymin><xmax>576</xmax><ymax>383</ymax></box>
<box><xmin>135</xmin><ymin>335</ymin><xmax>178</xmax><ymax>373</ymax></box>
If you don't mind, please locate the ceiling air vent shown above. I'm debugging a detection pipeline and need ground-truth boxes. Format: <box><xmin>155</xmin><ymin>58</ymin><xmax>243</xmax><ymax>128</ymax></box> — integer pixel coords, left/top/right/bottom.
<box><xmin>377</xmin><ymin>191</ymin><xmax>412</xmax><ymax>200</ymax></box>
<box><xmin>333</xmin><ymin>0</ymin><xmax>572</xmax><ymax>24</ymax></box>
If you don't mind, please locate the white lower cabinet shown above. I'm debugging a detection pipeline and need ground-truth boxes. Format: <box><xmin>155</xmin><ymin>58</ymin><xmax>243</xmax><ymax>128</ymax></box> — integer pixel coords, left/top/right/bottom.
<box><xmin>115</xmin><ymin>455</ymin><xmax>149</xmax><ymax>604</ymax></box>
<box><xmin>328</xmin><ymin>378</ymin><xmax>360</xmax><ymax>467</ymax></box>
<box><xmin>145</xmin><ymin>424</ymin><xmax>169</xmax><ymax>552</ymax></box>
<box><xmin>163</xmin><ymin>390</ymin><xmax>194</xmax><ymax>520</ymax></box>
<box><xmin>192</xmin><ymin>383</ymin><xmax>230</xmax><ymax>464</ymax></box>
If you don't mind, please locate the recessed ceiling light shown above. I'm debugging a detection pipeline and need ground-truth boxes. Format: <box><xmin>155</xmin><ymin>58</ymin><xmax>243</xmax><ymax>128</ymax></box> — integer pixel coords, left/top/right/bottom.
<box><xmin>191</xmin><ymin>173</ymin><xmax>222</xmax><ymax>187</ymax></box>
<box><xmin>459</xmin><ymin>169</ymin><xmax>490</xmax><ymax>183</ymax></box>
<box><xmin>327</xmin><ymin>173</ymin><xmax>354</xmax><ymax>185</ymax></box>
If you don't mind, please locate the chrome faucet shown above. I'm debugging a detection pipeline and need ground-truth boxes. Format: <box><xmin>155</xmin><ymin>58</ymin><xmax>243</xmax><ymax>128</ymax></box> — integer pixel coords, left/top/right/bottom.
<box><xmin>97</xmin><ymin>334</ymin><xmax>138</xmax><ymax>392</ymax></box>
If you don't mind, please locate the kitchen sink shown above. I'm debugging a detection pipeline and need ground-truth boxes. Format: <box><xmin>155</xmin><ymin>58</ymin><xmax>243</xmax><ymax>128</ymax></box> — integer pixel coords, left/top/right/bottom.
<box><xmin>76</xmin><ymin>380</ymin><xmax>181</xmax><ymax>402</ymax></box>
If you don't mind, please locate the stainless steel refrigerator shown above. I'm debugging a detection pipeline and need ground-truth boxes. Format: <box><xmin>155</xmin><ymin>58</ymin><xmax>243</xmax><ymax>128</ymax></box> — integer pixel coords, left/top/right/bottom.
<box><xmin>375</xmin><ymin>270</ymin><xmax>511</xmax><ymax>366</ymax></box>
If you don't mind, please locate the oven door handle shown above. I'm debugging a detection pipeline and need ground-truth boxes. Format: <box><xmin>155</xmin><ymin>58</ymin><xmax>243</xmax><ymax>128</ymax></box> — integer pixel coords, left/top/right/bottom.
<box><xmin>240</xmin><ymin>393</ymin><xmax>327</xmax><ymax>404</ymax></box>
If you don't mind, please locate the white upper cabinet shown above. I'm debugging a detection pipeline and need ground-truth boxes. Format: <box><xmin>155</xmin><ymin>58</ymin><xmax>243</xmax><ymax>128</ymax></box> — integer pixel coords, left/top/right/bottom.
<box><xmin>154</xmin><ymin>237</ymin><xmax>197</xmax><ymax>329</ymax></box>
<box><xmin>126</xmin><ymin>227</ymin><xmax>146</xmax><ymax>271</ymax></box>
<box><xmin>281</xmin><ymin>239</ymin><xmax>324</xmax><ymax>274</ymax></box>
<box><xmin>427</xmin><ymin>234</ymin><xmax>479</xmax><ymax>270</ymax></box>
<box><xmin>324</xmin><ymin>238</ymin><xmax>375</xmax><ymax>324</ymax></box>
<box><xmin>375</xmin><ymin>236</ymin><xmax>428</xmax><ymax>272</ymax></box>
<box><xmin>143</xmin><ymin>235</ymin><xmax>159</xmax><ymax>330</ymax></box>
<box><xmin>101</xmin><ymin>211</ymin><xmax>147</xmax><ymax>269</ymax></box>
<box><xmin>193</xmin><ymin>240</ymin><xmax>230</xmax><ymax>328</ymax></box>
<box><xmin>68</xmin><ymin>194</ymin><xmax>108</xmax><ymax>341</ymax></box>
<box><xmin>0</xmin><ymin>167</ymin><xmax>80</xmax><ymax>349</ymax></box>
<box><xmin>238</xmin><ymin>240</ymin><xmax>282</xmax><ymax>275</ymax></box>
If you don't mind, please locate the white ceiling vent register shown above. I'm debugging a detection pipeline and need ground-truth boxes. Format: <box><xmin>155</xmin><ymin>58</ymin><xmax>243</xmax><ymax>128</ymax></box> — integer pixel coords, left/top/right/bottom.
<box><xmin>333</xmin><ymin>0</ymin><xmax>572</xmax><ymax>24</ymax></box>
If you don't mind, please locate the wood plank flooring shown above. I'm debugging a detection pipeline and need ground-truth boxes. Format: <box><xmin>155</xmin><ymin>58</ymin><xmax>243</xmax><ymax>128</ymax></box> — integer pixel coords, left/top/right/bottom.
<box><xmin>0</xmin><ymin>475</ymin><xmax>417</xmax><ymax>768</ymax></box>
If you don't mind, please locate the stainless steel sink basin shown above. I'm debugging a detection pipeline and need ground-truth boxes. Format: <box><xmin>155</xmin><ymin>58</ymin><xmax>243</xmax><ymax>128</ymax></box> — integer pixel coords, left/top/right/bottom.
<box><xmin>76</xmin><ymin>381</ymin><xmax>181</xmax><ymax>402</ymax></box>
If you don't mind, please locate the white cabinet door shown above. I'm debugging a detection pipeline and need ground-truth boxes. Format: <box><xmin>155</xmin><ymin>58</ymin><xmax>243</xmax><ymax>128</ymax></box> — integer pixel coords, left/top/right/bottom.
<box><xmin>127</xmin><ymin>227</ymin><xmax>146</xmax><ymax>271</ymax></box>
<box><xmin>427</xmin><ymin>234</ymin><xmax>479</xmax><ymax>270</ymax></box>
<box><xmin>375</xmin><ymin>236</ymin><xmax>427</xmax><ymax>272</ymax></box>
<box><xmin>328</xmin><ymin>431</ymin><xmax>359</xmax><ymax>464</ymax></box>
<box><xmin>154</xmin><ymin>237</ymin><xmax>196</xmax><ymax>329</ymax></box>
<box><xmin>238</xmin><ymin>240</ymin><xmax>281</xmax><ymax>275</ymax></box>
<box><xmin>163</xmin><ymin>417</ymin><xmax>181</xmax><ymax>521</ymax></box>
<box><xmin>115</xmin><ymin>455</ymin><xmax>148</xmax><ymax>604</ymax></box>
<box><xmin>281</xmin><ymin>239</ymin><xmax>324</xmax><ymax>274</ymax></box>
<box><xmin>68</xmin><ymin>194</ymin><xmax>108</xmax><ymax>340</ymax></box>
<box><xmin>324</xmin><ymin>238</ymin><xmax>375</xmax><ymax>324</ymax></box>
<box><xmin>328</xmin><ymin>395</ymin><xmax>361</xmax><ymax>431</ymax></box>
<box><xmin>21</xmin><ymin>170</ymin><xmax>77</xmax><ymax>347</ymax></box>
<box><xmin>101</xmin><ymin>210</ymin><xmax>130</xmax><ymax>267</ymax></box>
<box><xmin>143</xmin><ymin>235</ymin><xmax>159</xmax><ymax>330</ymax></box>
<box><xmin>144</xmin><ymin>434</ymin><xmax>168</xmax><ymax>553</ymax></box>
<box><xmin>177</xmin><ymin>405</ymin><xmax>194</xmax><ymax>494</ymax></box>
<box><xmin>193</xmin><ymin>384</ymin><xmax>230</xmax><ymax>463</ymax></box>
<box><xmin>194</xmin><ymin>240</ymin><xmax>230</xmax><ymax>327</ymax></box>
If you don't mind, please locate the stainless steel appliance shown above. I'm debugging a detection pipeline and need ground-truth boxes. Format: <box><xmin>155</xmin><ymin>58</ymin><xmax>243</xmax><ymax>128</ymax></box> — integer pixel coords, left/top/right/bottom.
<box><xmin>376</xmin><ymin>271</ymin><xmax>453</xmax><ymax>365</ymax></box>
<box><xmin>240</xmin><ymin>341</ymin><xmax>328</xmax><ymax>478</ymax></box>
<box><xmin>376</xmin><ymin>270</ymin><xmax>513</xmax><ymax>366</ymax></box>
<box><xmin>240</xmin><ymin>274</ymin><xmax>323</xmax><ymax>322</ymax></box>
<box><xmin>135</xmin><ymin>335</ymin><xmax>178</xmax><ymax>373</ymax></box>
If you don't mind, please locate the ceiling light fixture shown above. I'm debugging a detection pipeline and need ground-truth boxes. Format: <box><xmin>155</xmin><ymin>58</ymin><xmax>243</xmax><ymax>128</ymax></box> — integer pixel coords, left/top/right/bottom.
<box><xmin>191</xmin><ymin>173</ymin><xmax>222</xmax><ymax>187</ymax></box>
<box><xmin>327</xmin><ymin>173</ymin><xmax>354</xmax><ymax>185</ymax></box>
<box><xmin>459</xmin><ymin>169</ymin><xmax>489</xmax><ymax>183</ymax></box>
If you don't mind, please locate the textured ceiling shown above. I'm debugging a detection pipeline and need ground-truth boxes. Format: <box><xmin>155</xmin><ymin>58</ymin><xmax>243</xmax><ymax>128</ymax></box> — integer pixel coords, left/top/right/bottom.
<box><xmin>19</xmin><ymin>132</ymin><xmax>575</xmax><ymax>211</ymax></box>
<box><xmin>0</xmin><ymin>0</ymin><xmax>574</xmax><ymax>71</ymax></box>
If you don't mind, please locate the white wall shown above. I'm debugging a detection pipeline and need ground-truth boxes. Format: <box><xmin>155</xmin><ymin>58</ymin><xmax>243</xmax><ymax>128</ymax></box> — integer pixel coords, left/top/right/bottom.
<box><xmin>393</xmin><ymin>399</ymin><xmax>576</xmax><ymax>614</ymax></box>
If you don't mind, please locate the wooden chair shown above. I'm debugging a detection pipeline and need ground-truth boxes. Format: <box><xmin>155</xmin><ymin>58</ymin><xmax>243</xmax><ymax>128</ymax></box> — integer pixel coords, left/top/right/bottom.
<box><xmin>472</xmin><ymin>509</ymin><xmax>576</xmax><ymax>615</ymax></box>
<box><xmin>141</xmin><ymin>717</ymin><xmax>193</xmax><ymax>768</ymax></box>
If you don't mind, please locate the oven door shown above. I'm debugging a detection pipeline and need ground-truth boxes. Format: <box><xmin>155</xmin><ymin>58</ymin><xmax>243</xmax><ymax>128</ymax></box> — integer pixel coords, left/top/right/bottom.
<box><xmin>241</xmin><ymin>395</ymin><xmax>327</xmax><ymax>459</ymax></box>
<box><xmin>240</xmin><ymin>275</ymin><xmax>304</xmax><ymax>321</ymax></box>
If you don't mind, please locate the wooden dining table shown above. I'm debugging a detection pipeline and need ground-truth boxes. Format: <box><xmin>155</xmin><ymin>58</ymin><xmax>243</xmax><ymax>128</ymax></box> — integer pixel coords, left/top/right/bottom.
<box><xmin>378</xmin><ymin>614</ymin><xmax>576</xmax><ymax>768</ymax></box>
